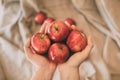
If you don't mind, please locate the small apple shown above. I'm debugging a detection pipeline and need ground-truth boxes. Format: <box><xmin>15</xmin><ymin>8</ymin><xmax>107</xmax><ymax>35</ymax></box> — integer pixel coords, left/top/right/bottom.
<box><xmin>48</xmin><ymin>43</ymin><xmax>69</xmax><ymax>63</ymax></box>
<box><xmin>40</xmin><ymin>17</ymin><xmax>54</xmax><ymax>33</ymax></box>
<box><xmin>31</xmin><ymin>33</ymin><xmax>51</xmax><ymax>54</ymax></box>
<box><xmin>44</xmin><ymin>17</ymin><xmax>54</xmax><ymax>23</ymax></box>
<box><xmin>64</xmin><ymin>18</ymin><xmax>76</xmax><ymax>30</ymax></box>
<box><xmin>64</xmin><ymin>18</ymin><xmax>75</xmax><ymax>26</ymax></box>
<box><xmin>47</xmin><ymin>21</ymin><xmax>69</xmax><ymax>42</ymax></box>
<box><xmin>67</xmin><ymin>30</ymin><xmax>87</xmax><ymax>52</ymax></box>
<box><xmin>35</xmin><ymin>12</ymin><xmax>46</xmax><ymax>24</ymax></box>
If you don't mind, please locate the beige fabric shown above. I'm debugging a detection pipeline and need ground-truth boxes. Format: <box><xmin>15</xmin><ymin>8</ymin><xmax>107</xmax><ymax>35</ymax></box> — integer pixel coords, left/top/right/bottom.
<box><xmin>0</xmin><ymin>0</ymin><xmax>120</xmax><ymax>80</ymax></box>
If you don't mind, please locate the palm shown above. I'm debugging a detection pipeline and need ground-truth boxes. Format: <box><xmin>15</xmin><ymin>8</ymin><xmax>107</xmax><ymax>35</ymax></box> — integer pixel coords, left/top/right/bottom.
<box><xmin>31</xmin><ymin>53</ymin><xmax>56</xmax><ymax>68</ymax></box>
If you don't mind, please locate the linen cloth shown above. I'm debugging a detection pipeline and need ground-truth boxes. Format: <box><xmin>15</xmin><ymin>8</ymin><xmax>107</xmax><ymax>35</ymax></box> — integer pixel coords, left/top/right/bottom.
<box><xmin>0</xmin><ymin>0</ymin><xmax>120</xmax><ymax>80</ymax></box>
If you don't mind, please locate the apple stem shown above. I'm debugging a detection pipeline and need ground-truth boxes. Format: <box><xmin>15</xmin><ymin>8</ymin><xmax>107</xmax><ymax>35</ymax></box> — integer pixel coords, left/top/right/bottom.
<box><xmin>60</xmin><ymin>46</ymin><xmax>63</xmax><ymax>50</ymax></box>
<box><xmin>54</xmin><ymin>26</ymin><xmax>59</xmax><ymax>31</ymax></box>
<box><xmin>38</xmin><ymin>34</ymin><xmax>45</xmax><ymax>39</ymax></box>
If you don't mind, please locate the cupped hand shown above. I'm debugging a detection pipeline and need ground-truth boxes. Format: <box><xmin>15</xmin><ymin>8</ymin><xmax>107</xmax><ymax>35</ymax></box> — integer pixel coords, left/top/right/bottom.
<box><xmin>24</xmin><ymin>38</ymin><xmax>56</xmax><ymax>70</ymax></box>
<box><xmin>58</xmin><ymin>36</ymin><xmax>93</xmax><ymax>80</ymax></box>
<box><xmin>24</xmin><ymin>38</ymin><xmax>56</xmax><ymax>80</ymax></box>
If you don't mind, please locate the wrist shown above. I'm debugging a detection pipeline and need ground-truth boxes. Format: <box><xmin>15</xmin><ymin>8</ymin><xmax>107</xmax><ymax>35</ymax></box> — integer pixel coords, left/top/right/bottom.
<box><xmin>58</xmin><ymin>65</ymin><xmax>80</xmax><ymax>80</ymax></box>
<box><xmin>33</xmin><ymin>66</ymin><xmax>56</xmax><ymax>80</ymax></box>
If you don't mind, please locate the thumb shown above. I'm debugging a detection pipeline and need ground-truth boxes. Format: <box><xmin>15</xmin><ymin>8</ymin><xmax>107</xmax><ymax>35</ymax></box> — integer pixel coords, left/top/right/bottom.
<box><xmin>24</xmin><ymin>38</ymin><xmax>34</xmax><ymax>59</ymax></box>
<box><xmin>24</xmin><ymin>38</ymin><xmax>49</xmax><ymax>65</ymax></box>
<box><xmin>67</xmin><ymin>36</ymin><xmax>93</xmax><ymax>67</ymax></box>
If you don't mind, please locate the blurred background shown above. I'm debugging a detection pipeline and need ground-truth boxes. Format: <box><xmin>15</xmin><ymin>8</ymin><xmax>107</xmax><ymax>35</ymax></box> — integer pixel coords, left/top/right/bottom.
<box><xmin>0</xmin><ymin>0</ymin><xmax>120</xmax><ymax>80</ymax></box>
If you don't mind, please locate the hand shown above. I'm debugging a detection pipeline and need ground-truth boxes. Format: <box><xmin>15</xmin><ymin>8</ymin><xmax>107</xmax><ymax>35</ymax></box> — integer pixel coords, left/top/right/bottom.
<box><xmin>24</xmin><ymin>38</ymin><xmax>56</xmax><ymax>80</ymax></box>
<box><xmin>58</xmin><ymin>36</ymin><xmax>93</xmax><ymax>80</ymax></box>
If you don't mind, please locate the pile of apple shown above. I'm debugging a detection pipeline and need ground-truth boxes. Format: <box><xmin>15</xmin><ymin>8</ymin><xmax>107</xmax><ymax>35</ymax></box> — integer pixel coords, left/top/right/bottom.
<box><xmin>31</xmin><ymin>12</ymin><xmax>87</xmax><ymax>63</ymax></box>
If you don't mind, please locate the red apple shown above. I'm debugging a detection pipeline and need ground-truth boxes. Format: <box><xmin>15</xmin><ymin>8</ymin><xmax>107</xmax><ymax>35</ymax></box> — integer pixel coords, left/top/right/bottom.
<box><xmin>64</xmin><ymin>18</ymin><xmax>75</xmax><ymax>26</ymax></box>
<box><xmin>67</xmin><ymin>30</ymin><xmax>87</xmax><ymax>52</ymax></box>
<box><xmin>35</xmin><ymin>12</ymin><xmax>46</xmax><ymax>24</ymax></box>
<box><xmin>48</xmin><ymin>43</ymin><xmax>69</xmax><ymax>63</ymax></box>
<box><xmin>40</xmin><ymin>17</ymin><xmax>54</xmax><ymax>33</ymax></box>
<box><xmin>44</xmin><ymin>17</ymin><xmax>54</xmax><ymax>23</ymax></box>
<box><xmin>64</xmin><ymin>18</ymin><xmax>75</xmax><ymax>30</ymax></box>
<box><xmin>31</xmin><ymin>33</ymin><xmax>51</xmax><ymax>54</ymax></box>
<box><xmin>47</xmin><ymin>21</ymin><xmax>69</xmax><ymax>42</ymax></box>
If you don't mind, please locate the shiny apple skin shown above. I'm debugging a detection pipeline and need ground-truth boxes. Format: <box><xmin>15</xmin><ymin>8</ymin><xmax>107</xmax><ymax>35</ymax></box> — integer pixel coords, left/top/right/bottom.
<box><xmin>31</xmin><ymin>33</ymin><xmax>51</xmax><ymax>54</ymax></box>
<box><xmin>67</xmin><ymin>30</ymin><xmax>87</xmax><ymax>52</ymax></box>
<box><xmin>64</xmin><ymin>18</ymin><xmax>75</xmax><ymax>27</ymax></box>
<box><xmin>48</xmin><ymin>43</ymin><xmax>69</xmax><ymax>63</ymax></box>
<box><xmin>35</xmin><ymin>12</ymin><xmax>46</xmax><ymax>24</ymax></box>
<box><xmin>47</xmin><ymin>21</ymin><xmax>69</xmax><ymax>42</ymax></box>
<box><xmin>64</xmin><ymin>18</ymin><xmax>76</xmax><ymax>30</ymax></box>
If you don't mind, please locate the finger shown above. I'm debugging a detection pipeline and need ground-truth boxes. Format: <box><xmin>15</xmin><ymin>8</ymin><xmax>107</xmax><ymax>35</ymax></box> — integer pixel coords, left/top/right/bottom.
<box><xmin>24</xmin><ymin>38</ymin><xmax>34</xmax><ymax>59</ymax></box>
<box><xmin>39</xmin><ymin>24</ymin><xmax>46</xmax><ymax>33</ymax></box>
<box><xmin>71</xmin><ymin>25</ymin><xmax>77</xmax><ymax>30</ymax></box>
<box><xmin>45</xmin><ymin>23</ymin><xmax>50</xmax><ymax>34</ymax></box>
<box><xmin>67</xmin><ymin>36</ymin><xmax>93</xmax><ymax>67</ymax></box>
<box><xmin>81</xmin><ymin>36</ymin><xmax>93</xmax><ymax>55</ymax></box>
<box><xmin>39</xmin><ymin>18</ymin><xmax>53</xmax><ymax>33</ymax></box>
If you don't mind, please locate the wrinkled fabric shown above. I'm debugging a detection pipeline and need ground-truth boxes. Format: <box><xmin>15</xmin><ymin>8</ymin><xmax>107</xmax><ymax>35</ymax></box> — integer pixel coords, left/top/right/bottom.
<box><xmin>0</xmin><ymin>0</ymin><xmax>120</xmax><ymax>80</ymax></box>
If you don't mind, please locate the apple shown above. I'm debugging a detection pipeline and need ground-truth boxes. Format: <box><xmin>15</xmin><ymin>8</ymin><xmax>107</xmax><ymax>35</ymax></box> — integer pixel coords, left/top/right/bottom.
<box><xmin>67</xmin><ymin>30</ymin><xmax>87</xmax><ymax>52</ymax></box>
<box><xmin>48</xmin><ymin>43</ymin><xmax>69</xmax><ymax>63</ymax></box>
<box><xmin>40</xmin><ymin>17</ymin><xmax>54</xmax><ymax>33</ymax></box>
<box><xmin>35</xmin><ymin>12</ymin><xmax>46</xmax><ymax>24</ymax></box>
<box><xmin>31</xmin><ymin>33</ymin><xmax>51</xmax><ymax>54</ymax></box>
<box><xmin>64</xmin><ymin>18</ymin><xmax>75</xmax><ymax>26</ymax></box>
<box><xmin>44</xmin><ymin>17</ymin><xmax>54</xmax><ymax>23</ymax></box>
<box><xmin>47</xmin><ymin>21</ymin><xmax>69</xmax><ymax>42</ymax></box>
<box><xmin>64</xmin><ymin>18</ymin><xmax>78</xmax><ymax>31</ymax></box>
